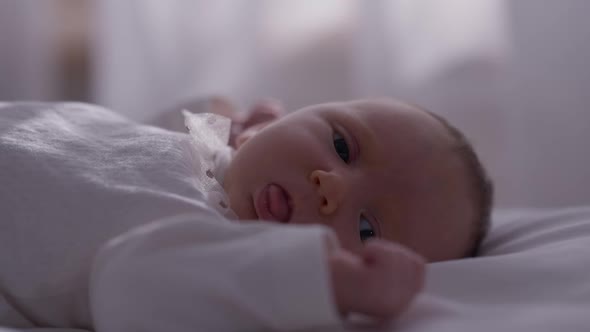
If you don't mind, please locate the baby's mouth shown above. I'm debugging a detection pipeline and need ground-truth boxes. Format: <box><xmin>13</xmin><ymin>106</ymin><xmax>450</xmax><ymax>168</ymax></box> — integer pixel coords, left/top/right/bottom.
<box><xmin>255</xmin><ymin>183</ymin><xmax>293</xmax><ymax>223</ymax></box>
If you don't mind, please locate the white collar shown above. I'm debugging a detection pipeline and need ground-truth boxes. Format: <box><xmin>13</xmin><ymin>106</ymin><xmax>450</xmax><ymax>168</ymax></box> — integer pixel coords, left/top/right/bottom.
<box><xmin>183</xmin><ymin>111</ymin><xmax>237</xmax><ymax>219</ymax></box>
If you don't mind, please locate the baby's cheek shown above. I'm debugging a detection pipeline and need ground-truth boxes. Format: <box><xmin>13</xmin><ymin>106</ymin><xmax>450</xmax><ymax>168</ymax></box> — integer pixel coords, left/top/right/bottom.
<box><xmin>290</xmin><ymin>209</ymin><xmax>361</xmax><ymax>252</ymax></box>
<box><xmin>325</xmin><ymin>224</ymin><xmax>363</xmax><ymax>254</ymax></box>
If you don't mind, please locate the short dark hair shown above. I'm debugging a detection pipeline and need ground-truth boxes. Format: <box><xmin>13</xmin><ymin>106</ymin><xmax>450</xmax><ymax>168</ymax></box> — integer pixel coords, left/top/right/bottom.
<box><xmin>424</xmin><ymin>110</ymin><xmax>494</xmax><ymax>258</ymax></box>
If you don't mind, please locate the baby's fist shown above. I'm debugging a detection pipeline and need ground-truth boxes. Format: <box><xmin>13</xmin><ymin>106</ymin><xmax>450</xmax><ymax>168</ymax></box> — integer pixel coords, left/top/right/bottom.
<box><xmin>329</xmin><ymin>240</ymin><xmax>425</xmax><ymax>320</ymax></box>
<box><xmin>356</xmin><ymin>240</ymin><xmax>425</xmax><ymax>318</ymax></box>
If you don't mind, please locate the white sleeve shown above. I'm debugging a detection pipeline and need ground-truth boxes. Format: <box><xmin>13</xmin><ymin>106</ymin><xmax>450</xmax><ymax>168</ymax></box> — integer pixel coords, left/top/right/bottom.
<box><xmin>89</xmin><ymin>213</ymin><xmax>342</xmax><ymax>332</ymax></box>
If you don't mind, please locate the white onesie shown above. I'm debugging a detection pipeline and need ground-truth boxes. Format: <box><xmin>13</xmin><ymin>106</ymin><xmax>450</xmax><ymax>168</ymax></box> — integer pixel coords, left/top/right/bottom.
<box><xmin>0</xmin><ymin>103</ymin><xmax>340</xmax><ymax>331</ymax></box>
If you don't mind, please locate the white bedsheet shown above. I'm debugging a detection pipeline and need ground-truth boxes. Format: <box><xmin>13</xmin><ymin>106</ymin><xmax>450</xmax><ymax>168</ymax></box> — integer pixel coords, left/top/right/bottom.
<box><xmin>3</xmin><ymin>207</ymin><xmax>588</xmax><ymax>332</ymax></box>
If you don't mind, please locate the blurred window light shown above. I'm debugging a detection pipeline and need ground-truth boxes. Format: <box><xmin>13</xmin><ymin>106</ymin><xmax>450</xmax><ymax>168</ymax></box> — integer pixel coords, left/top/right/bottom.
<box><xmin>261</xmin><ymin>0</ymin><xmax>356</xmax><ymax>56</ymax></box>
<box><xmin>386</xmin><ymin>0</ymin><xmax>509</xmax><ymax>84</ymax></box>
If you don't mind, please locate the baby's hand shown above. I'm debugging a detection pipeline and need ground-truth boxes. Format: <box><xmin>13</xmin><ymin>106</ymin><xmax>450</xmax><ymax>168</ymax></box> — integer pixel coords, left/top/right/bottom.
<box><xmin>329</xmin><ymin>239</ymin><xmax>425</xmax><ymax>320</ymax></box>
<box><xmin>233</xmin><ymin>99</ymin><xmax>284</xmax><ymax>148</ymax></box>
<box><xmin>205</xmin><ymin>97</ymin><xmax>285</xmax><ymax>148</ymax></box>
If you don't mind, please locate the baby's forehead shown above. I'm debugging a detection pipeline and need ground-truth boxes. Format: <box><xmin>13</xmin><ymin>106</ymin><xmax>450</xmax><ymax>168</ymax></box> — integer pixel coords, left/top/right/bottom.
<box><xmin>308</xmin><ymin>99</ymin><xmax>459</xmax><ymax>175</ymax></box>
<box><xmin>350</xmin><ymin>99</ymin><xmax>446</xmax><ymax>135</ymax></box>
<box><xmin>343</xmin><ymin>100</ymin><xmax>454</xmax><ymax>162</ymax></box>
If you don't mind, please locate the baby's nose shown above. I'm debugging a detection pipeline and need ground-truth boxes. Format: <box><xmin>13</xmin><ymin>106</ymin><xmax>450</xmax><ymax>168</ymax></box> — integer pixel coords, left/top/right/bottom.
<box><xmin>309</xmin><ymin>170</ymin><xmax>345</xmax><ymax>216</ymax></box>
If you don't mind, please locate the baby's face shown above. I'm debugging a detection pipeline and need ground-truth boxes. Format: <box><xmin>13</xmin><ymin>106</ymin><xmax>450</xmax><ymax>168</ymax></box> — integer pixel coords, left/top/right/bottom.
<box><xmin>223</xmin><ymin>99</ymin><xmax>474</xmax><ymax>262</ymax></box>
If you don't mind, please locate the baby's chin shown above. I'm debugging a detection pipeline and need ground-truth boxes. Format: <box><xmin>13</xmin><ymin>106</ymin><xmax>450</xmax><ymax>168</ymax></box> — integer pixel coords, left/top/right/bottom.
<box><xmin>233</xmin><ymin>210</ymin><xmax>256</xmax><ymax>222</ymax></box>
<box><xmin>230</xmin><ymin>200</ymin><xmax>259</xmax><ymax>222</ymax></box>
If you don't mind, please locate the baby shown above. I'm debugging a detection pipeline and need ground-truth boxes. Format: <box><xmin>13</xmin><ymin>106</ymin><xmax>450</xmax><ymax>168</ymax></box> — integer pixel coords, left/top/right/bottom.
<box><xmin>226</xmin><ymin>98</ymin><xmax>492</xmax><ymax>258</ymax></box>
<box><xmin>223</xmin><ymin>98</ymin><xmax>493</xmax><ymax>316</ymax></box>
<box><xmin>0</xmin><ymin>98</ymin><xmax>492</xmax><ymax>331</ymax></box>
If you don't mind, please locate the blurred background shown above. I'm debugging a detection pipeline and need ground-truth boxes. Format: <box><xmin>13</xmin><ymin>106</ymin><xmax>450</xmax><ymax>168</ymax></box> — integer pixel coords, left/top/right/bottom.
<box><xmin>1</xmin><ymin>0</ymin><xmax>589</xmax><ymax>208</ymax></box>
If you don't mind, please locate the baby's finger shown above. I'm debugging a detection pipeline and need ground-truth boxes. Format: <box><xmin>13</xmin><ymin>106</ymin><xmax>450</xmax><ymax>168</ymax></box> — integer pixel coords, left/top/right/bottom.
<box><xmin>208</xmin><ymin>96</ymin><xmax>239</xmax><ymax>120</ymax></box>
<box><xmin>243</xmin><ymin>99</ymin><xmax>285</xmax><ymax>128</ymax></box>
<box><xmin>361</xmin><ymin>240</ymin><xmax>426</xmax><ymax>291</ymax></box>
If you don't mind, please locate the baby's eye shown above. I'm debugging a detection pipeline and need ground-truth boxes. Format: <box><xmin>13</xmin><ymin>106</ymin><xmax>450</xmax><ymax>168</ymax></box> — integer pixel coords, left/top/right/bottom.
<box><xmin>333</xmin><ymin>131</ymin><xmax>350</xmax><ymax>163</ymax></box>
<box><xmin>359</xmin><ymin>216</ymin><xmax>376</xmax><ymax>242</ymax></box>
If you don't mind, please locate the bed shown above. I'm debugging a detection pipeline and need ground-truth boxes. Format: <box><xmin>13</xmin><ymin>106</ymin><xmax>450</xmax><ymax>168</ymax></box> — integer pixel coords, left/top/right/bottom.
<box><xmin>1</xmin><ymin>207</ymin><xmax>588</xmax><ymax>332</ymax></box>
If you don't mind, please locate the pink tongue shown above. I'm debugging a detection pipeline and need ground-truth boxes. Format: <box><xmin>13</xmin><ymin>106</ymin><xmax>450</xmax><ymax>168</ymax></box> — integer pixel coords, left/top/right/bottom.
<box><xmin>267</xmin><ymin>184</ymin><xmax>289</xmax><ymax>222</ymax></box>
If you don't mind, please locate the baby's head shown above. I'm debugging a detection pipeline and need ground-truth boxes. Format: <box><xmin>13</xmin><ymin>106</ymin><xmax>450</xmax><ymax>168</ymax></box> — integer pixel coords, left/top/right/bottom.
<box><xmin>223</xmin><ymin>99</ymin><xmax>493</xmax><ymax>262</ymax></box>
